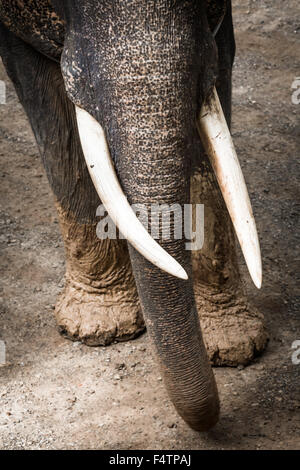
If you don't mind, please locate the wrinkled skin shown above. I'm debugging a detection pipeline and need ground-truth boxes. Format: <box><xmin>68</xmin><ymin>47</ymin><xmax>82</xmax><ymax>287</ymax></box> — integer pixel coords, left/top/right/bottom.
<box><xmin>0</xmin><ymin>0</ymin><xmax>268</xmax><ymax>431</ymax></box>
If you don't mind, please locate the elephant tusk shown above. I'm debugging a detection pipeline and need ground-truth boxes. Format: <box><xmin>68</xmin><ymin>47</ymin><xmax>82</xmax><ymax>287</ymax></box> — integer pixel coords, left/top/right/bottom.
<box><xmin>75</xmin><ymin>105</ymin><xmax>188</xmax><ymax>281</ymax></box>
<box><xmin>197</xmin><ymin>86</ymin><xmax>262</xmax><ymax>289</ymax></box>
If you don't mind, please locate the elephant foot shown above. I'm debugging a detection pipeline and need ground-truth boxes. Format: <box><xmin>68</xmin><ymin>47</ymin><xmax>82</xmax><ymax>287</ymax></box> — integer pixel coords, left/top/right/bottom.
<box><xmin>195</xmin><ymin>287</ymin><xmax>269</xmax><ymax>366</ymax></box>
<box><xmin>55</xmin><ymin>279</ymin><xmax>145</xmax><ymax>346</ymax></box>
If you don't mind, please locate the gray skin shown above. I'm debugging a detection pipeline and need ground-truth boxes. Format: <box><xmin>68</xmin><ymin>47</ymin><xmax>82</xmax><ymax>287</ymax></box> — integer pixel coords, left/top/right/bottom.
<box><xmin>0</xmin><ymin>0</ymin><xmax>268</xmax><ymax>431</ymax></box>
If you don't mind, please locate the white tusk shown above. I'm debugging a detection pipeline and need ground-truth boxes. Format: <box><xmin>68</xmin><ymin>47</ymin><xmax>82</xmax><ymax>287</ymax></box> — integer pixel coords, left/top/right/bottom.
<box><xmin>197</xmin><ymin>87</ymin><xmax>262</xmax><ymax>289</ymax></box>
<box><xmin>75</xmin><ymin>105</ymin><xmax>188</xmax><ymax>281</ymax></box>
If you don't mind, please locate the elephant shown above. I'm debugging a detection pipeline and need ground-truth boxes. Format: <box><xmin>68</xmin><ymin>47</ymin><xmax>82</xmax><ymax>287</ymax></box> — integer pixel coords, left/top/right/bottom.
<box><xmin>0</xmin><ymin>0</ymin><xmax>268</xmax><ymax>431</ymax></box>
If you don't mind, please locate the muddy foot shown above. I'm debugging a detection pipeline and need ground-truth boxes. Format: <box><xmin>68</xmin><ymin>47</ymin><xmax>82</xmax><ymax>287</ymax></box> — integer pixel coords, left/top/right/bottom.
<box><xmin>55</xmin><ymin>279</ymin><xmax>145</xmax><ymax>346</ymax></box>
<box><xmin>195</xmin><ymin>289</ymin><xmax>269</xmax><ymax>366</ymax></box>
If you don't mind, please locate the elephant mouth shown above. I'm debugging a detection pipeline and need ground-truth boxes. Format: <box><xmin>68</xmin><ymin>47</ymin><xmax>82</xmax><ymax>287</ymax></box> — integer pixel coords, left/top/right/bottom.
<box><xmin>75</xmin><ymin>85</ymin><xmax>262</xmax><ymax>289</ymax></box>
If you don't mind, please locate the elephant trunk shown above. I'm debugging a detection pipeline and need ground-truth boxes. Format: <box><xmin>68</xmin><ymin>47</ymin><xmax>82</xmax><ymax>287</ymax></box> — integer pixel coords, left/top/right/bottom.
<box><xmin>106</xmin><ymin>67</ymin><xmax>219</xmax><ymax>431</ymax></box>
<box><xmin>122</xmin><ymin>147</ymin><xmax>219</xmax><ymax>430</ymax></box>
<box><xmin>129</xmin><ymin>247</ymin><xmax>220</xmax><ymax>431</ymax></box>
<box><xmin>76</xmin><ymin>93</ymin><xmax>220</xmax><ymax>430</ymax></box>
<box><xmin>75</xmin><ymin>70</ymin><xmax>220</xmax><ymax>430</ymax></box>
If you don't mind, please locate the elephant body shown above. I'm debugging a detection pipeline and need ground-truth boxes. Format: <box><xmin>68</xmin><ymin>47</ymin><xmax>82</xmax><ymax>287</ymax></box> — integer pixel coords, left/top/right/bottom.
<box><xmin>0</xmin><ymin>0</ymin><xmax>268</xmax><ymax>431</ymax></box>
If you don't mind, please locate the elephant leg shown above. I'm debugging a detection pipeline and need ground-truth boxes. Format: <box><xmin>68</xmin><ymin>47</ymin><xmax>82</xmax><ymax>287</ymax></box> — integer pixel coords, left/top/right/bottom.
<box><xmin>191</xmin><ymin>167</ymin><xmax>268</xmax><ymax>366</ymax></box>
<box><xmin>190</xmin><ymin>4</ymin><xmax>268</xmax><ymax>366</ymax></box>
<box><xmin>0</xmin><ymin>23</ymin><xmax>144</xmax><ymax>345</ymax></box>
<box><xmin>55</xmin><ymin>204</ymin><xmax>144</xmax><ymax>345</ymax></box>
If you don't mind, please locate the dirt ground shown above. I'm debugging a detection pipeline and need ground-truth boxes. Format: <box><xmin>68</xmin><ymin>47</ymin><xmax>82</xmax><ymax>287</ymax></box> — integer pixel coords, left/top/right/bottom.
<box><xmin>0</xmin><ymin>0</ymin><xmax>299</xmax><ymax>450</ymax></box>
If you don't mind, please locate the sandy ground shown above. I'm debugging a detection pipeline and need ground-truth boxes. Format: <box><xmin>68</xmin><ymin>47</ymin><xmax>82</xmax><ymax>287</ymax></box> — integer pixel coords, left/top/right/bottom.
<box><xmin>0</xmin><ymin>0</ymin><xmax>299</xmax><ymax>450</ymax></box>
